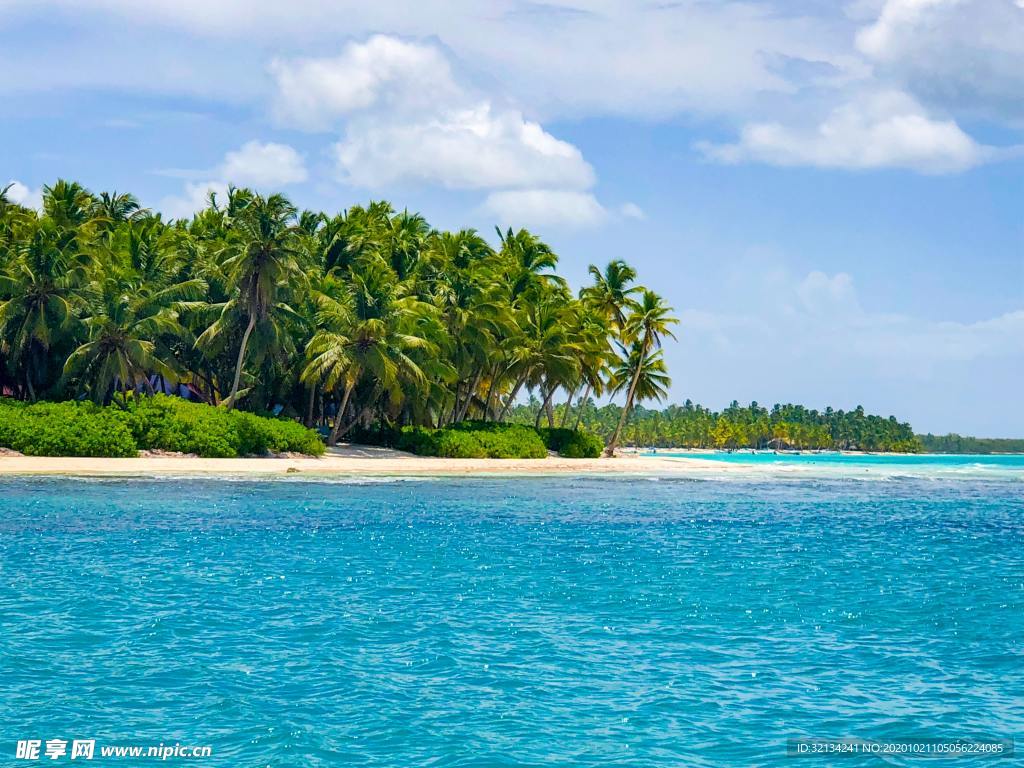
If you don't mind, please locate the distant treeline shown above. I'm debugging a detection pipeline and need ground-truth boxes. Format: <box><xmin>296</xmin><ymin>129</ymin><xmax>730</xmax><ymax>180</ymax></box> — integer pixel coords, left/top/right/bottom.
<box><xmin>509</xmin><ymin>399</ymin><xmax>920</xmax><ymax>452</ymax></box>
<box><xmin>917</xmin><ymin>434</ymin><xmax>1024</xmax><ymax>454</ymax></box>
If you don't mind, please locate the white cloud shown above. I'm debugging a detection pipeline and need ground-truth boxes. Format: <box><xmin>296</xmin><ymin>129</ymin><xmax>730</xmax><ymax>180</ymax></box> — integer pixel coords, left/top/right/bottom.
<box><xmin>700</xmin><ymin>90</ymin><xmax>991</xmax><ymax>173</ymax></box>
<box><xmin>219</xmin><ymin>140</ymin><xmax>308</xmax><ymax>187</ymax></box>
<box><xmin>269</xmin><ymin>34</ymin><xmax>460</xmax><ymax>131</ymax></box>
<box><xmin>4</xmin><ymin>180</ymin><xmax>42</xmax><ymax>210</ymax></box>
<box><xmin>0</xmin><ymin>2</ymin><xmax>848</xmax><ymax>120</ymax></box>
<box><xmin>482</xmin><ymin>189</ymin><xmax>606</xmax><ymax>230</ymax></box>
<box><xmin>272</xmin><ymin>37</ymin><xmax>595</xmax><ymax>196</ymax></box>
<box><xmin>159</xmin><ymin>180</ymin><xmax>229</xmax><ymax>220</ymax></box>
<box><xmin>856</xmin><ymin>0</ymin><xmax>1024</xmax><ymax>119</ymax></box>
<box><xmin>620</xmin><ymin>202</ymin><xmax>646</xmax><ymax>220</ymax></box>
<box><xmin>157</xmin><ymin>140</ymin><xmax>305</xmax><ymax>218</ymax></box>
<box><xmin>333</xmin><ymin>104</ymin><xmax>595</xmax><ymax>191</ymax></box>
<box><xmin>267</xmin><ymin>35</ymin><xmax>609</xmax><ymax>227</ymax></box>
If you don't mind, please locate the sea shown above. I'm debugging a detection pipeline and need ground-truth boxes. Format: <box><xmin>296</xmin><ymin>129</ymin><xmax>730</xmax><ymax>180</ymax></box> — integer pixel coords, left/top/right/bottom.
<box><xmin>1</xmin><ymin>465</ymin><xmax>1021</xmax><ymax>765</ymax></box>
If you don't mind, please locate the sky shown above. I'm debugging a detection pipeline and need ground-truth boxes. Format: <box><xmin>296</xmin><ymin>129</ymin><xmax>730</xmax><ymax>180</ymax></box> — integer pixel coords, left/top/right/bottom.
<box><xmin>1</xmin><ymin>0</ymin><xmax>1022</xmax><ymax>436</ymax></box>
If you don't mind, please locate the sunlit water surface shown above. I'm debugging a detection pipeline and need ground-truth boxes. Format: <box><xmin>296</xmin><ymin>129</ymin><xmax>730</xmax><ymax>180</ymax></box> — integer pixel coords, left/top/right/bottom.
<box><xmin>1</xmin><ymin>476</ymin><xmax>1022</xmax><ymax>766</ymax></box>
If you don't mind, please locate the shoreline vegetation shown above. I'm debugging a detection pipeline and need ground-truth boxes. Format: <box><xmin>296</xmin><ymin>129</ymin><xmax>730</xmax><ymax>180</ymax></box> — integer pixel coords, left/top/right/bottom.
<box><xmin>1</xmin><ymin>181</ymin><xmax>674</xmax><ymax>459</ymax></box>
<box><xmin>1</xmin><ymin>181</ymin><xmax>1017</xmax><ymax>464</ymax></box>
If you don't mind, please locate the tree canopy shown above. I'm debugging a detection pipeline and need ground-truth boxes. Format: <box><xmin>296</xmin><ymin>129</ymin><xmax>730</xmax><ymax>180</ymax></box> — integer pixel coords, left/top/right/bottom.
<box><xmin>0</xmin><ymin>180</ymin><xmax>676</xmax><ymax>450</ymax></box>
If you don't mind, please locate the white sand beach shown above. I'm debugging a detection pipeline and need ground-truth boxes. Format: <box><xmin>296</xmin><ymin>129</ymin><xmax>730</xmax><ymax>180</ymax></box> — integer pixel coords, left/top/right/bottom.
<box><xmin>0</xmin><ymin>445</ymin><xmax>735</xmax><ymax>478</ymax></box>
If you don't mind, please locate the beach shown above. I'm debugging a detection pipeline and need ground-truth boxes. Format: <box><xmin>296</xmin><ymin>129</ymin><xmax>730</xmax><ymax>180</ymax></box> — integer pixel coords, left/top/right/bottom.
<box><xmin>2</xmin><ymin>447</ymin><xmax>1021</xmax><ymax>479</ymax></box>
<box><xmin>0</xmin><ymin>445</ymin><xmax>726</xmax><ymax>477</ymax></box>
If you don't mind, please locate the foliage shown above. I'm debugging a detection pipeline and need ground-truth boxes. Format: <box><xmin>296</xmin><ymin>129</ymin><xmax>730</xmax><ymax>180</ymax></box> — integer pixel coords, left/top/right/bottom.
<box><xmin>512</xmin><ymin>399</ymin><xmax>922</xmax><ymax>453</ymax></box>
<box><xmin>559</xmin><ymin>431</ymin><xmax>605</xmax><ymax>458</ymax></box>
<box><xmin>0</xmin><ymin>398</ymin><xmax>136</xmax><ymax>457</ymax></box>
<box><xmin>917</xmin><ymin>433</ymin><xmax>1024</xmax><ymax>454</ymax></box>
<box><xmin>394</xmin><ymin>422</ymin><xmax>548</xmax><ymax>459</ymax></box>
<box><xmin>0</xmin><ymin>179</ymin><xmax>672</xmax><ymax>451</ymax></box>
<box><xmin>0</xmin><ymin>395</ymin><xmax>323</xmax><ymax>457</ymax></box>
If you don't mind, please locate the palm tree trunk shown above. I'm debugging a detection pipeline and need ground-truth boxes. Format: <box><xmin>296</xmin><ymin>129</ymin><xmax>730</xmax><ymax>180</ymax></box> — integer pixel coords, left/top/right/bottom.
<box><xmin>544</xmin><ymin>388</ymin><xmax>555</xmax><ymax>429</ymax></box>
<box><xmin>25</xmin><ymin>372</ymin><xmax>36</xmax><ymax>403</ymax></box>
<box><xmin>497</xmin><ymin>373</ymin><xmax>527</xmax><ymax>422</ymax></box>
<box><xmin>457</xmin><ymin>368</ymin><xmax>484</xmax><ymax>422</ymax></box>
<box><xmin>304</xmin><ymin>384</ymin><xmax>316</xmax><ymax>427</ymax></box>
<box><xmin>334</xmin><ymin>407</ymin><xmax>369</xmax><ymax>441</ymax></box>
<box><xmin>560</xmin><ymin>385</ymin><xmax>578</xmax><ymax>428</ymax></box>
<box><xmin>449</xmin><ymin>380</ymin><xmax>462</xmax><ymax>424</ymax></box>
<box><xmin>225</xmin><ymin>314</ymin><xmax>256</xmax><ymax>412</ymax></box>
<box><xmin>482</xmin><ymin>363</ymin><xmax>501</xmax><ymax>422</ymax></box>
<box><xmin>534</xmin><ymin>387</ymin><xmax>547</xmax><ymax>428</ymax></box>
<box><xmin>573</xmin><ymin>383</ymin><xmax>591</xmax><ymax>431</ymax></box>
<box><xmin>327</xmin><ymin>380</ymin><xmax>354</xmax><ymax>447</ymax></box>
<box><xmin>605</xmin><ymin>346</ymin><xmax>647</xmax><ymax>457</ymax></box>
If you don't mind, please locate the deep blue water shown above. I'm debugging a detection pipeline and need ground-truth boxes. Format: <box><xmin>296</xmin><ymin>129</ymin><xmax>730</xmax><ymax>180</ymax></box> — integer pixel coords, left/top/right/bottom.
<box><xmin>1</xmin><ymin>476</ymin><xmax>1022</xmax><ymax>766</ymax></box>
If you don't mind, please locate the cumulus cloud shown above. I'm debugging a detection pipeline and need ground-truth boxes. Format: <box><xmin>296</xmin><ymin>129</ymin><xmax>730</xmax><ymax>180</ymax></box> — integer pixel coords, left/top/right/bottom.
<box><xmin>699</xmin><ymin>90</ymin><xmax>991</xmax><ymax>173</ymax></box>
<box><xmin>620</xmin><ymin>202</ymin><xmax>646</xmax><ymax>220</ymax></box>
<box><xmin>159</xmin><ymin>180</ymin><xmax>229</xmax><ymax>220</ymax></box>
<box><xmin>481</xmin><ymin>189</ymin><xmax>606</xmax><ymax>230</ymax></box>
<box><xmin>219</xmin><ymin>140</ymin><xmax>308</xmax><ymax>187</ymax></box>
<box><xmin>856</xmin><ymin>0</ymin><xmax>1024</xmax><ymax>120</ymax></box>
<box><xmin>4</xmin><ymin>180</ymin><xmax>42</xmax><ymax>210</ymax></box>
<box><xmin>266</xmin><ymin>35</ymin><xmax>611</xmax><ymax>226</ymax></box>
<box><xmin>271</xmin><ymin>37</ymin><xmax>595</xmax><ymax>197</ymax></box>
<box><xmin>332</xmin><ymin>104</ymin><xmax>595</xmax><ymax>191</ymax></box>
<box><xmin>158</xmin><ymin>140</ymin><xmax>305</xmax><ymax>218</ymax></box>
<box><xmin>269</xmin><ymin>35</ymin><xmax>460</xmax><ymax>131</ymax></box>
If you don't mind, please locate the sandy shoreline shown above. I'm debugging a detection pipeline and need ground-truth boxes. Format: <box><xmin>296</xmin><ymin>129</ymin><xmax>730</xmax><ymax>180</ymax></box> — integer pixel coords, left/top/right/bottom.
<box><xmin>0</xmin><ymin>445</ymin><xmax>734</xmax><ymax>478</ymax></box>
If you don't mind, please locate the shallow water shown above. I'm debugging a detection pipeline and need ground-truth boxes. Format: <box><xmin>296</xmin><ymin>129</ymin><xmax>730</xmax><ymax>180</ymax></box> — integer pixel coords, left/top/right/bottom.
<box><xmin>648</xmin><ymin>450</ymin><xmax>1024</xmax><ymax>468</ymax></box>
<box><xmin>1</xmin><ymin>476</ymin><xmax>1022</xmax><ymax>766</ymax></box>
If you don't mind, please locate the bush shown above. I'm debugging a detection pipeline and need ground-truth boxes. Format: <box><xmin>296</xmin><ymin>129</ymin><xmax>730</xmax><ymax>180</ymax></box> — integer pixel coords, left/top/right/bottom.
<box><xmin>346</xmin><ymin>420</ymin><xmax>599</xmax><ymax>459</ymax></box>
<box><xmin>392</xmin><ymin>421</ymin><xmax>547</xmax><ymax>459</ymax></box>
<box><xmin>0</xmin><ymin>395</ymin><xmax>324</xmax><ymax>458</ymax></box>
<box><xmin>0</xmin><ymin>399</ymin><xmax>137</xmax><ymax>457</ymax></box>
<box><xmin>559</xmin><ymin>430</ymin><xmax>604</xmax><ymax>458</ymax></box>
<box><xmin>536</xmin><ymin>427</ymin><xmax>575</xmax><ymax>453</ymax></box>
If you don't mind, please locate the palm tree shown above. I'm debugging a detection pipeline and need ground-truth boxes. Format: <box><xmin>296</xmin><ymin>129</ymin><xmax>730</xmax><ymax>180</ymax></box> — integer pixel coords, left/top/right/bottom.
<box><xmin>301</xmin><ymin>275</ymin><xmax>356</xmax><ymax>445</ymax></box>
<box><xmin>0</xmin><ymin>219</ymin><xmax>89</xmax><ymax>400</ymax></box>
<box><xmin>605</xmin><ymin>289</ymin><xmax>678</xmax><ymax>456</ymax></box>
<box><xmin>582</xmin><ymin>259</ymin><xmax>639</xmax><ymax>332</ymax></box>
<box><xmin>42</xmin><ymin>180</ymin><xmax>95</xmax><ymax>232</ymax></box>
<box><xmin>303</xmin><ymin>260</ymin><xmax>432</xmax><ymax>445</ymax></box>
<box><xmin>63</xmin><ymin>274</ymin><xmax>188</xmax><ymax>404</ymax></box>
<box><xmin>565</xmin><ymin>306</ymin><xmax>614</xmax><ymax>429</ymax></box>
<box><xmin>199</xmin><ymin>192</ymin><xmax>305</xmax><ymax>410</ymax></box>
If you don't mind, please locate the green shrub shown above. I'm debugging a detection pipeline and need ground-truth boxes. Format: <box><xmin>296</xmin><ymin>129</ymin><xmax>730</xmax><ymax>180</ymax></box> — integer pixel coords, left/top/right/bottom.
<box><xmin>433</xmin><ymin>429</ymin><xmax>487</xmax><ymax>458</ymax></box>
<box><xmin>395</xmin><ymin>426</ymin><xmax>440</xmax><ymax>455</ymax></box>
<box><xmin>391</xmin><ymin>421</ymin><xmax>547</xmax><ymax>458</ymax></box>
<box><xmin>0</xmin><ymin>399</ymin><xmax>136</xmax><ymax>457</ymax></box>
<box><xmin>474</xmin><ymin>424</ymin><xmax>547</xmax><ymax>458</ymax></box>
<box><xmin>559</xmin><ymin>430</ymin><xmax>604</xmax><ymax>458</ymax></box>
<box><xmin>0</xmin><ymin>395</ymin><xmax>324</xmax><ymax>458</ymax></box>
<box><xmin>536</xmin><ymin>427</ymin><xmax>574</xmax><ymax>453</ymax></box>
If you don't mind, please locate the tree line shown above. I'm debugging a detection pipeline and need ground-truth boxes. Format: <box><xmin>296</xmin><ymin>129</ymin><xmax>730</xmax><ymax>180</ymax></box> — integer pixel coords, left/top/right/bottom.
<box><xmin>509</xmin><ymin>399</ymin><xmax>921</xmax><ymax>452</ymax></box>
<box><xmin>0</xmin><ymin>180</ymin><xmax>676</xmax><ymax>454</ymax></box>
<box><xmin>917</xmin><ymin>434</ymin><xmax>1024</xmax><ymax>454</ymax></box>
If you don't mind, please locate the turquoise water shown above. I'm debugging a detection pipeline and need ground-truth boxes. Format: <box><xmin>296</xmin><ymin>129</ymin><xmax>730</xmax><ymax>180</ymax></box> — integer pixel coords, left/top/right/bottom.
<box><xmin>2</xmin><ymin>476</ymin><xmax>1022</xmax><ymax>765</ymax></box>
<box><xmin>647</xmin><ymin>450</ymin><xmax>1024</xmax><ymax>469</ymax></box>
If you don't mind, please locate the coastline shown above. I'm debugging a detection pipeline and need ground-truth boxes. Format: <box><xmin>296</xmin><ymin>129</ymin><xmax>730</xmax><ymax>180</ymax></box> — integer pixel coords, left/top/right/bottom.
<box><xmin>0</xmin><ymin>451</ymin><xmax>725</xmax><ymax>478</ymax></box>
<box><xmin>1</xmin><ymin>445</ymin><xmax>1019</xmax><ymax>480</ymax></box>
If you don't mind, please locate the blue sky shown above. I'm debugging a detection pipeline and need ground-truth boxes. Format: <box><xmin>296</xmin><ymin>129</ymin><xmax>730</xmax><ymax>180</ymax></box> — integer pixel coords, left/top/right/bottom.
<box><xmin>2</xmin><ymin>0</ymin><xmax>1022</xmax><ymax>435</ymax></box>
